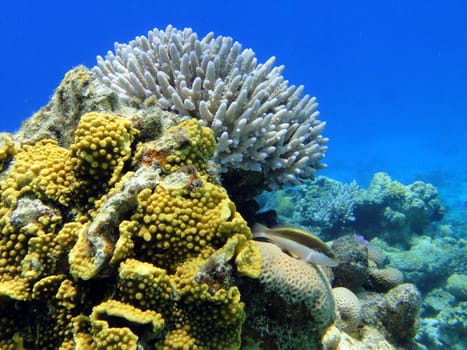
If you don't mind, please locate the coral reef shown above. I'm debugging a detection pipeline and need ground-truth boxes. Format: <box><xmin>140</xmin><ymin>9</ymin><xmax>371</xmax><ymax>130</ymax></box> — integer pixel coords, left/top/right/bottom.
<box><xmin>262</xmin><ymin>176</ymin><xmax>361</xmax><ymax>238</ymax></box>
<box><xmin>93</xmin><ymin>25</ymin><xmax>328</xmax><ymax>189</ymax></box>
<box><xmin>0</xmin><ymin>24</ymin><xmax>437</xmax><ymax>349</ymax></box>
<box><xmin>417</xmin><ymin>295</ymin><xmax>467</xmax><ymax>350</ymax></box>
<box><xmin>15</xmin><ymin>66</ymin><xmax>121</xmax><ymax>148</ymax></box>
<box><xmin>323</xmin><ymin>325</ymin><xmax>396</xmax><ymax>350</ymax></box>
<box><xmin>0</xmin><ymin>61</ymin><xmax>339</xmax><ymax>348</ymax></box>
<box><xmin>331</xmin><ymin>234</ymin><xmax>369</xmax><ymax>292</ymax></box>
<box><xmin>380</xmin><ymin>235</ymin><xmax>466</xmax><ymax>292</ymax></box>
<box><xmin>415</xmin><ymin>274</ymin><xmax>467</xmax><ymax>349</ymax></box>
<box><xmin>366</xmin><ymin>267</ymin><xmax>404</xmax><ymax>293</ymax></box>
<box><xmin>298</xmin><ymin>177</ymin><xmax>360</xmax><ymax>237</ymax></box>
<box><xmin>258</xmin><ymin>173</ymin><xmax>444</xmax><ymax>243</ymax></box>
<box><xmin>446</xmin><ymin>273</ymin><xmax>467</xmax><ymax>300</ymax></box>
<box><xmin>352</xmin><ymin>172</ymin><xmax>444</xmax><ymax>243</ymax></box>
<box><xmin>0</xmin><ymin>99</ymin><xmax>268</xmax><ymax>348</ymax></box>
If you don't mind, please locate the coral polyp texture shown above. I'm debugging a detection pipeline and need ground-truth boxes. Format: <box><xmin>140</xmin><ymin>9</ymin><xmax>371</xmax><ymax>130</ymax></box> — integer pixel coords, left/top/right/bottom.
<box><xmin>0</xmin><ymin>104</ymin><xmax>270</xmax><ymax>349</ymax></box>
<box><xmin>93</xmin><ymin>25</ymin><xmax>328</xmax><ymax>188</ymax></box>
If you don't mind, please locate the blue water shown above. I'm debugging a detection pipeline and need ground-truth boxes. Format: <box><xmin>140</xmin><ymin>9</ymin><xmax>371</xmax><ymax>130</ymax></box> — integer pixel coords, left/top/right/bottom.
<box><xmin>1</xmin><ymin>0</ymin><xmax>466</xmax><ymax>348</ymax></box>
<box><xmin>1</xmin><ymin>0</ymin><xmax>466</xmax><ymax>187</ymax></box>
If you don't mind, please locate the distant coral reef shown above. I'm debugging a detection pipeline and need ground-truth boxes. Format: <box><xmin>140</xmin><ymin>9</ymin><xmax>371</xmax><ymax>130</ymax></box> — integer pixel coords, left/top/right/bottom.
<box><xmin>258</xmin><ymin>171</ymin><xmax>465</xmax><ymax>350</ymax></box>
<box><xmin>260</xmin><ymin>172</ymin><xmax>444</xmax><ymax>243</ymax></box>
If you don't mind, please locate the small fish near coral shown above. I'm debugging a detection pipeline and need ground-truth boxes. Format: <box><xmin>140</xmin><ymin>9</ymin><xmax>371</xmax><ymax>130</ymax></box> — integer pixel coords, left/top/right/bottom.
<box><xmin>252</xmin><ymin>223</ymin><xmax>339</xmax><ymax>267</ymax></box>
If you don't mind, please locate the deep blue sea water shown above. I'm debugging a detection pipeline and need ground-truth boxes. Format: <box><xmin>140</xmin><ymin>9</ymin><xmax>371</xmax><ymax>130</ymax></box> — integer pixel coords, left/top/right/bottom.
<box><xmin>0</xmin><ymin>0</ymin><xmax>466</xmax><ymax>348</ymax></box>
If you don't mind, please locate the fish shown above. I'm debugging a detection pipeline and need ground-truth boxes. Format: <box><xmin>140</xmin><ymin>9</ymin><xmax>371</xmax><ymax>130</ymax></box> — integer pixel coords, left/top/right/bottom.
<box><xmin>252</xmin><ymin>223</ymin><xmax>339</xmax><ymax>267</ymax></box>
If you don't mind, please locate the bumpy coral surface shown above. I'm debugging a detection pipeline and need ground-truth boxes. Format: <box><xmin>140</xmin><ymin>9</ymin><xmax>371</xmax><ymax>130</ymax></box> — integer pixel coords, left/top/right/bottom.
<box><xmin>360</xmin><ymin>283</ymin><xmax>422</xmax><ymax>348</ymax></box>
<box><xmin>0</xmin><ymin>107</ymin><xmax>265</xmax><ymax>349</ymax></box>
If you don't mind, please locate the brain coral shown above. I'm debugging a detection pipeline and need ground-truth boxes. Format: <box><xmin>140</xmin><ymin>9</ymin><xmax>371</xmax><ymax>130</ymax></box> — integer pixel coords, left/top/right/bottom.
<box><xmin>332</xmin><ymin>287</ymin><xmax>361</xmax><ymax>335</ymax></box>
<box><xmin>367</xmin><ymin>266</ymin><xmax>404</xmax><ymax>292</ymax></box>
<box><xmin>93</xmin><ymin>25</ymin><xmax>328</xmax><ymax>188</ymax></box>
<box><xmin>242</xmin><ymin>241</ymin><xmax>336</xmax><ymax>350</ymax></box>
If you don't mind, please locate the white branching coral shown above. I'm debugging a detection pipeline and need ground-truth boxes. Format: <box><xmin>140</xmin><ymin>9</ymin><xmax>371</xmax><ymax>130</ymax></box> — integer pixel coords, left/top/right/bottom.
<box><xmin>93</xmin><ymin>25</ymin><xmax>328</xmax><ymax>188</ymax></box>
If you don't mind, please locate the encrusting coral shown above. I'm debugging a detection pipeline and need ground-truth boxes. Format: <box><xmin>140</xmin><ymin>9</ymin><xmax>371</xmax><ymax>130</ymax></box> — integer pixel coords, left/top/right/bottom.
<box><xmin>0</xmin><ymin>101</ymin><xmax>266</xmax><ymax>348</ymax></box>
<box><xmin>0</xmin><ymin>98</ymin><xmax>335</xmax><ymax>348</ymax></box>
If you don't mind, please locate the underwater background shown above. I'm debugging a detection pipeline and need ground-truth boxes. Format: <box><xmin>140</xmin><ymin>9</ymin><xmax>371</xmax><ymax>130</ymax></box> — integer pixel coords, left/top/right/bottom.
<box><xmin>0</xmin><ymin>0</ymin><xmax>466</xmax><ymax>349</ymax></box>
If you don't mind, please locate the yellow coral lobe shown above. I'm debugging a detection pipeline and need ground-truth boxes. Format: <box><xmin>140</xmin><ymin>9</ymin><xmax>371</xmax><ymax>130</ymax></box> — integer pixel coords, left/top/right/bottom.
<box><xmin>235</xmin><ymin>239</ymin><xmax>262</xmax><ymax>279</ymax></box>
<box><xmin>1</xmin><ymin>139</ymin><xmax>74</xmax><ymax>206</ymax></box>
<box><xmin>0</xmin><ymin>132</ymin><xmax>15</xmax><ymax>171</ymax></box>
<box><xmin>70</xmin><ymin>112</ymin><xmax>139</xmax><ymax>205</ymax></box>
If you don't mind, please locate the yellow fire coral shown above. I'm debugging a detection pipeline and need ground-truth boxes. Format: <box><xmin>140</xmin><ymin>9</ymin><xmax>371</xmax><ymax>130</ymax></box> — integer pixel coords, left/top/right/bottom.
<box><xmin>89</xmin><ymin>299</ymin><xmax>165</xmax><ymax>349</ymax></box>
<box><xmin>124</xmin><ymin>176</ymin><xmax>251</xmax><ymax>273</ymax></box>
<box><xmin>1</xmin><ymin>139</ymin><xmax>73</xmax><ymax>206</ymax></box>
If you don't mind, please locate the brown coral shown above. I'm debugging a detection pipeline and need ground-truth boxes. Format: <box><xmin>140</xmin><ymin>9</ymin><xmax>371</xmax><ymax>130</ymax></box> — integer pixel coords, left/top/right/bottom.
<box><xmin>332</xmin><ymin>287</ymin><xmax>361</xmax><ymax>335</ymax></box>
<box><xmin>242</xmin><ymin>241</ymin><xmax>336</xmax><ymax>350</ymax></box>
<box><xmin>367</xmin><ymin>266</ymin><xmax>404</xmax><ymax>292</ymax></box>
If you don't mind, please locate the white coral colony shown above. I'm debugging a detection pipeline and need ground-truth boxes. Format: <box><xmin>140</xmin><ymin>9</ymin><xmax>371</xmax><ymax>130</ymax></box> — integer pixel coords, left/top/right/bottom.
<box><xmin>93</xmin><ymin>25</ymin><xmax>328</xmax><ymax>189</ymax></box>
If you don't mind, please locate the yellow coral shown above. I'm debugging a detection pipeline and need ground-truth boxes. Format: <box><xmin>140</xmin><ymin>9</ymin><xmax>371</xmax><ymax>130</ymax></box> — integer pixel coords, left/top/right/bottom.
<box><xmin>200</xmin><ymin>234</ymin><xmax>261</xmax><ymax>279</ymax></box>
<box><xmin>118</xmin><ymin>258</ymin><xmax>177</xmax><ymax>310</ymax></box>
<box><xmin>90</xmin><ymin>300</ymin><xmax>165</xmax><ymax>350</ymax></box>
<box><xmin>1</xmin><ymin>139</ymin><xmax>74</xmax><ymax>206</ymax></box>
<box><xmin>30</xmin><ymin>275</ymin><xmax>78</xmax><ymax>348</ymax></box>
<box><xmin>162</xmin><ymin>328</ymin><xmax>200</xmax><ymax>350</ymax></box>
<box><xmin>128</xmin><ymin>177</ymin><xmax>250</xmax><ymax>272</ymax></box>
<box><xmin>0</xmin><ymin>113</ymin><xmax>263</xmax><ymax>349</ymax></box>
<box><xmin>70</xmin><ymin>112</ymin><xmax>139</xmax><ymax>204</ymax></box>
<box><xmin>0</xmin><ymin>196</ymin><xmax>63</xmax><ymax>287</ymax></box>
<box><xmin>162</xmin><ymin>119</ymin><xmax>216</xmax><ymax>173</ymax></box>
<box><xmin>0</xmin><ymin>132</ymin><xmax>15</xmax><ymax>171</ymax></box>
<box><xmin>0</xmin><ymin>277</ymin><xmax>30</xmax><ymax>301</ymax></box>
<box><xmin>170</xmin><ymin>255</ymin><xmax>246</xmax><ymax>350</ymax></box>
